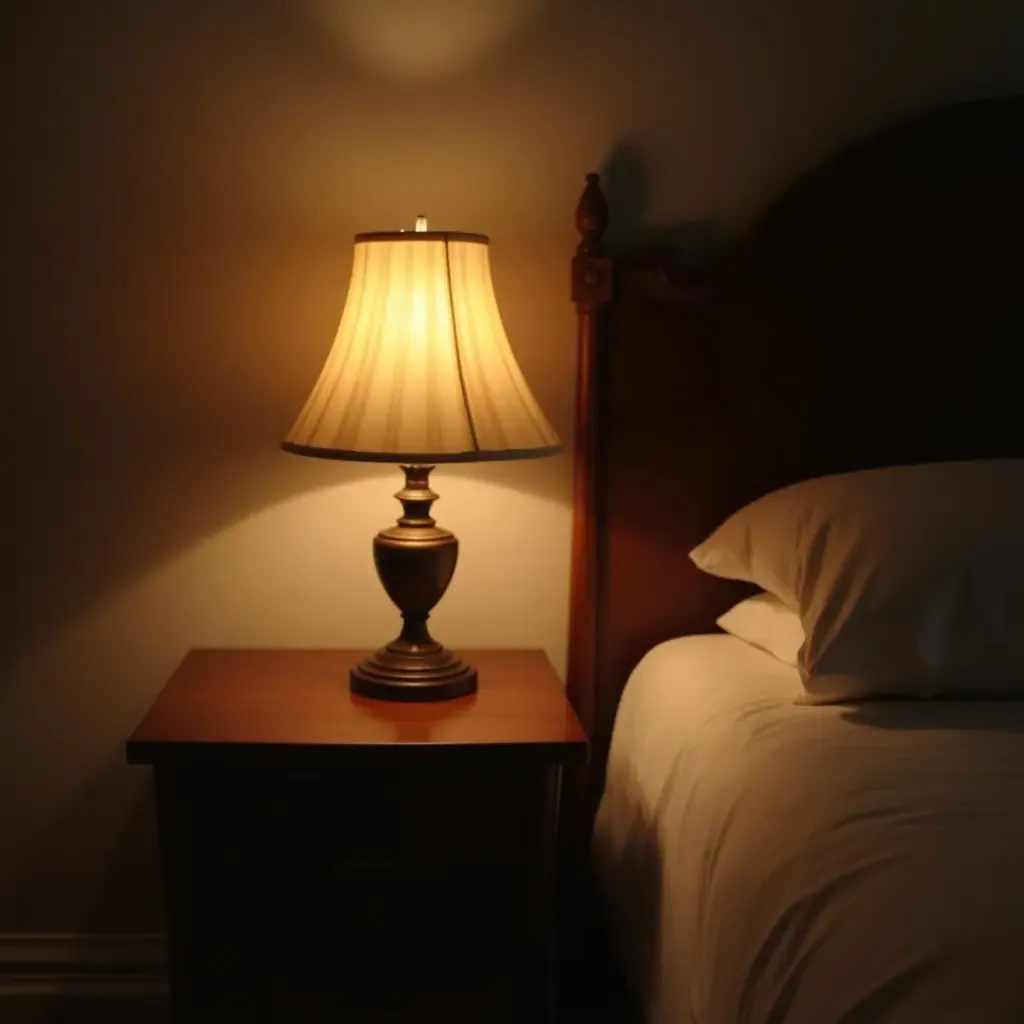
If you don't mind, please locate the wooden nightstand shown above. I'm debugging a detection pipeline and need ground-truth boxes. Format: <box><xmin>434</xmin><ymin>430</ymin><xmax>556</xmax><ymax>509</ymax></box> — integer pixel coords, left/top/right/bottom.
<box><xmin>126</xmin><ymin>648</ymin><xmax>587</xmax><ymax>1024</ymax></box>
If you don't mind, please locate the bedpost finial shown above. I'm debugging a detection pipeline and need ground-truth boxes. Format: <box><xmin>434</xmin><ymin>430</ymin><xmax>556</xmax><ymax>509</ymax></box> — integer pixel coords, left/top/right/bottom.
<box><xmin>576</xmin><ymin>173</ymin><xmax>608</xmax><ymax>255</ymax></box>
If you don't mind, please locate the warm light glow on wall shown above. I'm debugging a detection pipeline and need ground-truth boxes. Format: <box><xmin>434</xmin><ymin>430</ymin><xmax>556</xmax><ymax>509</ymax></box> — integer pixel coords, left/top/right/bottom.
<box><xmin>304</xmin><ymin>0</ymin><xmax>544</xmax><ymax>79</ymax></box>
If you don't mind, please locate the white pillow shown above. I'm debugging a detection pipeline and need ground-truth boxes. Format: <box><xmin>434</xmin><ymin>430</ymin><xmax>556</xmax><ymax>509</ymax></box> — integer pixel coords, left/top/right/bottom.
<box><xmin>716</xmin><ymin>592</ymin><xmax>804</xmax><ymax>667</ymax></box>
<box><xmin>690</xmin><ymin>460</ymin><xmax>1024</xmax><ymax>703</ymax></box>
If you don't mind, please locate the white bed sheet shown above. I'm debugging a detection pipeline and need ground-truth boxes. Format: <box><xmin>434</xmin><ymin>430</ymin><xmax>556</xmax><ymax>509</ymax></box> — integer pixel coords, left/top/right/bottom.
<box><xmin>593</xmin><ymin>634</ymin><xmax>1024</xmax><ymax>1024</ymax></box>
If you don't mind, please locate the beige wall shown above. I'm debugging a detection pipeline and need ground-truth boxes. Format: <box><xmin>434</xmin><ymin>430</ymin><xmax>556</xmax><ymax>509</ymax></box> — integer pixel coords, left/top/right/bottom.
<box><xmin>4</xmin><ymin>0</ymin><xmax>1023</xmax><ymax>934</ymax></box>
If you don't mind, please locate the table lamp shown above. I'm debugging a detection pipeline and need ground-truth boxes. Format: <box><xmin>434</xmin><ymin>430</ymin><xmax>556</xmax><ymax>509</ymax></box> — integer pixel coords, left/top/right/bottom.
<box><xmin>282</xmin><ymin>218</ymin><xmax>561</xmax><ymax>702</ymax></box>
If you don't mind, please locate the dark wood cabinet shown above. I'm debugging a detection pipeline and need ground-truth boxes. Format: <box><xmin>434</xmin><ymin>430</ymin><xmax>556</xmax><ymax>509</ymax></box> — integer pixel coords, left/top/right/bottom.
<box><xmin>126</xmin><ymin>648</ymin><xmax>587</xmax><ymax>1023</ymax></box>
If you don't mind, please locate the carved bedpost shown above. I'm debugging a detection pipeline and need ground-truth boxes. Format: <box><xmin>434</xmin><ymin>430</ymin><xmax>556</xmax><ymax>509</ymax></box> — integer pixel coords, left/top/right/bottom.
<box><xmin>567</xmin><ymin>174</ymin><xmax>612</xmax><ymax>741</ymax></box>
<box><xmin>559</xmin><ymin>175</ymin><xmax>614</xmax><ymax>990</ymax></box>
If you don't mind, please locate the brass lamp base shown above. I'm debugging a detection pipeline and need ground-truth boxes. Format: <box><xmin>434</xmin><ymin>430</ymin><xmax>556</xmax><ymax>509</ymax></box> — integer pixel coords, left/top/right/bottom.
<box><xmin>351</xmin><ymin>465</ymin><xmax>477</xmax><ymax>703</ymax></box>
<box><xmin>351</xmin><ymin>640</ymin><xmax>477</xmax><ymax>702</ymax></box>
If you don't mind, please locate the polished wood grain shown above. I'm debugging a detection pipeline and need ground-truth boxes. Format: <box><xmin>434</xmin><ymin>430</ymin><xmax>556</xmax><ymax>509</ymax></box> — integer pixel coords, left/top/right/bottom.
<box><xmin>127</xmin><ymin>648</ymin><xmax>586</xmax><ymax>761</ymax></box>
<box><xmin>566</xmin><ymin>94</ymin><xmax>1024</xmax><ymax>815</ymax></box>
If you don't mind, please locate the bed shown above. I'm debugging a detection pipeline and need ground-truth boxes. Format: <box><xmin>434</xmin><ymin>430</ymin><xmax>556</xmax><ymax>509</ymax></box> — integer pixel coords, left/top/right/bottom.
<box><xmin>563</xmin><ymin>95</ymin><xmax>1024</xmax><ymax>1022</ymax></box>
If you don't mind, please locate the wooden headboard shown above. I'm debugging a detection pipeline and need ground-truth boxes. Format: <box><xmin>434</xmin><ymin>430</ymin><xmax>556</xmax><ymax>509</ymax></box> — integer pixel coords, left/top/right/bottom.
<box><xmin>566</xmin><ymin>95</ymin><xmax>1024</xmax><ymax>813</ymax></box>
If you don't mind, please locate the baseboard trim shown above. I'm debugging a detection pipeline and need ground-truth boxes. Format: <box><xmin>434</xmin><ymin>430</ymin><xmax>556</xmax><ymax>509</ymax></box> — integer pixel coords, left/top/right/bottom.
<box><xmin>0</xmin><ymin>933</ymin><xmax>168</xmax><ymax>998</ymax></box>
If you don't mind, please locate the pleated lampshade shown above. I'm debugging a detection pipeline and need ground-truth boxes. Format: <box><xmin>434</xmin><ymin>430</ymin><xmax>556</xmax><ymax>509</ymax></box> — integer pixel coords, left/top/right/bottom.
<box><xmin>283</xmin><ymin>223</ymin><xmax>561</xmax><ymax>463</ymax></box>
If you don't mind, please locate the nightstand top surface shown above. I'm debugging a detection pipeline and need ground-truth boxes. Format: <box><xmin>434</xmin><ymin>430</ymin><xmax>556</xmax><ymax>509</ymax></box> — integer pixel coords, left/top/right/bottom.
<box><xmin>126</xmin><ymin>648</ymin><xmax>587</xmax><ymax>764</ymax></box>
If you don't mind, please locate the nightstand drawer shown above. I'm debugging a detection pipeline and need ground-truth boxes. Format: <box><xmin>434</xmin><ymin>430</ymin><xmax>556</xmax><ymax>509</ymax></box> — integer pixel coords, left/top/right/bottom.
<box><xmin>155</xmin><ymin>759</ymin><xmax>555</xmax><ymax>1020</ymax></box>
<box><xmin>161</xmin><ymin>760</ymin><xmax>537</xmax><ymax>872</ymax></box>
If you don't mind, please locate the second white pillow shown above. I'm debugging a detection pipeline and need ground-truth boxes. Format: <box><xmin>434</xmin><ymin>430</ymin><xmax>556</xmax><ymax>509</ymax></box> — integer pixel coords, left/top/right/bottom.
<box><xmin>716</xmin><ymin>592</ymin><xmax>804</xmax><ymax>667</ymax></box>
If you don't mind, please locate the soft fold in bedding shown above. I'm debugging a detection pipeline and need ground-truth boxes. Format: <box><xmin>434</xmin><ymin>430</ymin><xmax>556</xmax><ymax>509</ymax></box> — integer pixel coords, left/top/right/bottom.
<box><xmin>593</xmin><ymin>634</ymin><xmax>1024</xmax><ymax>1024</ymax></box>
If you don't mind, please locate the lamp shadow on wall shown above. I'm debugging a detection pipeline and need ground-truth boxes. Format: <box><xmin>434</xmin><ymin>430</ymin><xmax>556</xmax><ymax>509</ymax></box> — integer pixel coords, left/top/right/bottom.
<box><xmin>598</xmin><ymin>140</ymin><xmax>726</xmax><ymax>266</ymax></box>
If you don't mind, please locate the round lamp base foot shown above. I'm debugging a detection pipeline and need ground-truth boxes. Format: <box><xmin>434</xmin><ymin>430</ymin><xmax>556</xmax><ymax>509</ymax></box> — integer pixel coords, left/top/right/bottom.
<box><xmin>350</xmin><ymin>645</ymin><xmax>477</xmax><ymax>703</ymax></box>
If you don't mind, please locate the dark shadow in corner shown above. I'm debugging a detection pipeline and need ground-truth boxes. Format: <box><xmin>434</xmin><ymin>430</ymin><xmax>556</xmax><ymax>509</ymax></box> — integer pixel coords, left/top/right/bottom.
<box><xmin>565</xmin><ymin>765</ymin><xmax>658</xmax><ymax>1024</ymax></box>
<box><xmin>597</xmin><ymin>140</ymin><xmax>727</xmax><ymax>269</ymax></box>
<box><xmin>4</xmin><ymin>757</ymin><xmax>170</xmax><ymax>1022</ymax></box>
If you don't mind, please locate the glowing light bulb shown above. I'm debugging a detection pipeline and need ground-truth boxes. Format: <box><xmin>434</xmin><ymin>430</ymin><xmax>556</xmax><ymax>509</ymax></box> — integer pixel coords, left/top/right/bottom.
<box><xmin>414</xmin><ymin>215</ymin><xmax>428</xmax><ymax>232</ymax></box>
